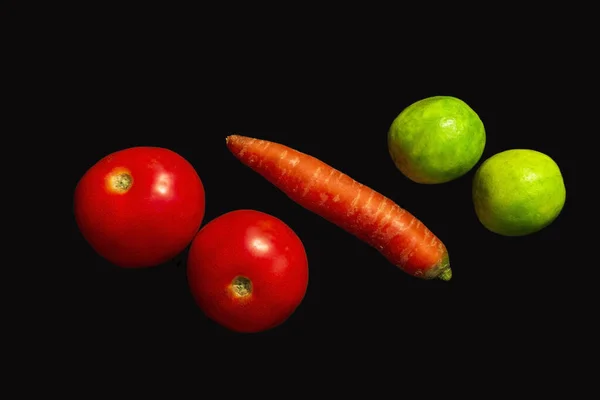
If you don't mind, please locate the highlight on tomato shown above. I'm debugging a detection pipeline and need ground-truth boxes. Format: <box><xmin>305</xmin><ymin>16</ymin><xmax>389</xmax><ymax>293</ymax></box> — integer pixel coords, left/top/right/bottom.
<box><xmin>74</xmin><ymin>146</ymin><xmax>205</xmax><ymax>268</ymax></box>
<box><xmin>187</xmin><ymin>209</ymin><xmax>309</xmax><ymax>333</ymax></box>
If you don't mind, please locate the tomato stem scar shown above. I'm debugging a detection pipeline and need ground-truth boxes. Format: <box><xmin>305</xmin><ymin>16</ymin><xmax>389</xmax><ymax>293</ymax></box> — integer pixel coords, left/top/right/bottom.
<box><xmin>110</xmin><ymin>173</ymin><xmax>133</xmax><ymax>193</ymax></box>
<box><xmin>231</xmin><ymin>276</ymin><xmax>252</xmax><ymax>297</ymax></box>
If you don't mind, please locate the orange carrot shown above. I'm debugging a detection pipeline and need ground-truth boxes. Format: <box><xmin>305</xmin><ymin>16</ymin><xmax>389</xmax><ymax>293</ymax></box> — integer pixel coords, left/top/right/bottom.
<box><xmin>225</xmin><ymin>135</ymin><xmax>452</xmax><ymax>281</ymax></box>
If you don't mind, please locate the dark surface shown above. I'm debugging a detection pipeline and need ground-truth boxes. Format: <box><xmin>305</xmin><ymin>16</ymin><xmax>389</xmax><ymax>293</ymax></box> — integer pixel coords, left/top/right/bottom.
<box><xmin>65</xmin><ymin>18</ymin><xmax>577</xmax><ymax>351</ymax></box>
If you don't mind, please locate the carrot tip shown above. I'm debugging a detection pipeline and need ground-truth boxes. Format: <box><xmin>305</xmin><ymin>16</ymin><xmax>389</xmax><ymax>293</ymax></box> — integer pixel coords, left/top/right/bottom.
<box><xmin>437</xmin><ymin>267</ymin><xmax>452</xmax><ymax>281</ymax></box>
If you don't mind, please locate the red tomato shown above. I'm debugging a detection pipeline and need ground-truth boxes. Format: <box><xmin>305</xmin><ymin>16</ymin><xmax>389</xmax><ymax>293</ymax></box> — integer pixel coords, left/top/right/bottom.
<box><xmin>187</xmin><ymin>209</ymin><xmax>309</xmax><ymax>333</ymax></box>
<box><xmin>74</xmin><ymin>147</ymin><xmax>205</xmax><ymax>268</ymax></box>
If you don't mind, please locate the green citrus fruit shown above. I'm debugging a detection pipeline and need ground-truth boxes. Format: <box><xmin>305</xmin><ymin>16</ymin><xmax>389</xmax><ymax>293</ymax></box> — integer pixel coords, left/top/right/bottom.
<box><xmin>472</xmin><ymin>149</ymin><xmax>566</xmax><ymax>236</ymax></box>
<box><xmin>388</xmin><ymin>96</ymin><xmax>486</xmax><ymax>184</ymax></box>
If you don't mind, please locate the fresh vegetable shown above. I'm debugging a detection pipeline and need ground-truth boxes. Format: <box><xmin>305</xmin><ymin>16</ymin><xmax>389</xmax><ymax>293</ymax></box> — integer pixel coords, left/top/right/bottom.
<box><xmin>226</xmin><ymin>135</ymin><xmax>451</xmax><ymax>281</ymax></box>
<box><xmin>472</xmin><ymin>149</ymin><xmax>566</xmax><ymax>236</ymax></box>
<box><xmin>74</xmin><ymin>146</ymin><xmax>205</xmax><ymax>268</ymax></box>
<box><xmin>388</xmin><ymin>95</ymin><xmax>486</xmax><ymax>184</ymax></box>
<box><xmin>187</xmin><ymin>209</ymin><xmax>309</xmax><ymax>333</ymax></box>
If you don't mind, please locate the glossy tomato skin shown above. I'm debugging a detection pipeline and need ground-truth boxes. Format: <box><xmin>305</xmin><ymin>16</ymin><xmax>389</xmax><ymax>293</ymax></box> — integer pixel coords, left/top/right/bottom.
<box><xmin>187</xmin><ymin>209</ymin><xmax>309</xmax><ymax>333</ymax></box>
<box><xmin>74</xmin><ymin>147</ymin><xmax>205</xmax><ymax>268</ymax></box>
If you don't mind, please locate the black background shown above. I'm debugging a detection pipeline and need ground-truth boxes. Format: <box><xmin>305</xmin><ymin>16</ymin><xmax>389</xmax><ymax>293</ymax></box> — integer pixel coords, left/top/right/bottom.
<box><xmin>63</xmin><ymin>9</ymin><xmax>579</xmax><ymax>355</ymax></box>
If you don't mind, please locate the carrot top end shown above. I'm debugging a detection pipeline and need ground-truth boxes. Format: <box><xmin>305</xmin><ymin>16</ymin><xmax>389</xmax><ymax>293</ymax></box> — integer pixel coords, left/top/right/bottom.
<box><xmin>437</xmin><ymin>267</ymin><xmax>452</xmax><ymax>281</ymax></box>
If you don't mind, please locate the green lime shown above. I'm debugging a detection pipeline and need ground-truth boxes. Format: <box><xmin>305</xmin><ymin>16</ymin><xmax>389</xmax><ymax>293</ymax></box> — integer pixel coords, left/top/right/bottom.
<box><xmin>388</xmin><ymin>96</ymin><xmax>486</xmax><ymax>184</ymax></box>
<box><xmin>472</xmin><ymin>149</ymin><xmax>566</xmax><ymax>236</ymax></box>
